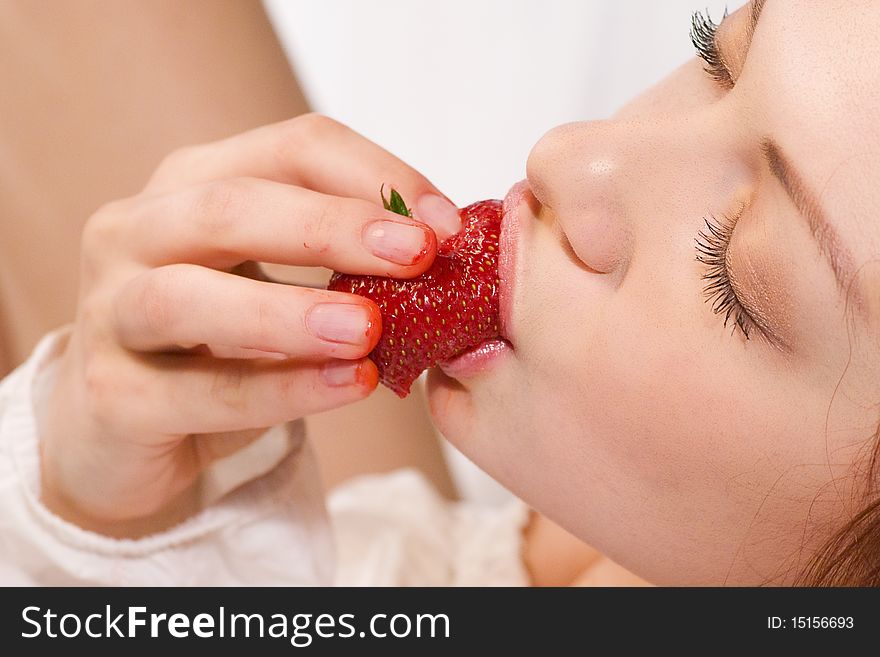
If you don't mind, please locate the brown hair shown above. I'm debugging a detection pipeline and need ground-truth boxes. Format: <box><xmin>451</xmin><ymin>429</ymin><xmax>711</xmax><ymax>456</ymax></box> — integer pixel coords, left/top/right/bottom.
<box><xmin>797</xmin><ymin>433</ymin><xmax>880</xmax><ymax>586</ymax></box>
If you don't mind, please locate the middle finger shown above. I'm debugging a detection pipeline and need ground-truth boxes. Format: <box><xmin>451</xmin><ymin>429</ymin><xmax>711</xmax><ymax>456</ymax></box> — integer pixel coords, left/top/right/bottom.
<box><xmin>113</xmin><ymin>263</ymin><xmax>382</xmax><ymax>359</ymax></box>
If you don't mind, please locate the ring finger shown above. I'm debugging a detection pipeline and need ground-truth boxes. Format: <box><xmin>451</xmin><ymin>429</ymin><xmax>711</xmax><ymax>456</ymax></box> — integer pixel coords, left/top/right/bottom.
<box><xmin>113</xmin><ymin>264</ymin><xmax>381</xmax><ymax>359</ymax></box>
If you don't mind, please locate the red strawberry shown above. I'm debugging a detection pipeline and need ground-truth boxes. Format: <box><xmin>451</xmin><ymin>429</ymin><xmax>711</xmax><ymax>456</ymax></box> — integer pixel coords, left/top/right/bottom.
<box><xmin>328</xmin><ymin>188</ymin><xmax>502</xmax><ymax>397</ymax></box>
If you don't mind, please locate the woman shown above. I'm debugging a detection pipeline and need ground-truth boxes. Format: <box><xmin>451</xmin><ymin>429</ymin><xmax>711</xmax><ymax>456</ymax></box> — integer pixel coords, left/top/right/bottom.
<box><xmin>427</xmin><ymin>0</ymin><xmax>879</xmax><ymax>585</ymax></box>
<box><xmin>2</xmin><ymin>0</ymin><xmax>877</xmax><ymax>585</ymax></box>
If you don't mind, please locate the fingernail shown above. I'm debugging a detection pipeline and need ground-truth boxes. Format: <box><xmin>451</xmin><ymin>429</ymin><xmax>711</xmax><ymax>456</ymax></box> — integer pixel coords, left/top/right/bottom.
<box><xmin>362</xmin><ymin>220</ymin><xmax>431</xmax><ymax>265</ymax></box>
<box><xmin>306</xmin><ymin>303</ymin><xmax>371</xmax><ymax>345</ymax></box>
<box><xmin>321</xmin><ymin>360</ymin><xmax>360</xmax><ymax>387</ymax></box>
<box><xmin>415</xmin><ymin>194</ymin><xmax>461</xmax><ymax>241</ymax></box>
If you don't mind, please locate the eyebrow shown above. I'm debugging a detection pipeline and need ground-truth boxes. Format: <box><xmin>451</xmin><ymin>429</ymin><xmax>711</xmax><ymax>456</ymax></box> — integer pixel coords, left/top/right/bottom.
<box><xmin>761</xmin><ymin>139</ymin><xmax>862</xmax><ymax>308</ymax></box>
<box><xmin>720</xmin><ymin>0</ymin><xmax>864</xmax><ymax>310</ymax></box>
<box><xmin>748</xmin><ymin>0</ymin><xmax>767</xmax><ymax>42</ymax></box>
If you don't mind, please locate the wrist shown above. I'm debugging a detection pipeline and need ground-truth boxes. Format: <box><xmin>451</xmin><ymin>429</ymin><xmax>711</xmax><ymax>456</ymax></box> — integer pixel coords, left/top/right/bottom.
<box><xmin>38</xmin><ymin>364</ymin><xmax>201</xmax><ymax>539</ymax></box>
<box><xmin>39</xmin><ymin>443</ymin><xmax>201</xmax><ymax>539</ymax></box>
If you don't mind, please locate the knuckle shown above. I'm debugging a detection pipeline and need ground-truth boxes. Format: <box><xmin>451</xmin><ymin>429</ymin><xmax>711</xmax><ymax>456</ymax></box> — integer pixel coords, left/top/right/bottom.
<box><xmin>79</xmin><ymin>298</ymin><xmax>105</xmax><ymax>332</ymax></box>
<box><xmin>82</xmin><ymin>354</ymin><xmax>115</xmax><ymax>425</ymax></box>
<box><xmin>82</xmin><ymin>200</ymin><xmax>124</xmax><ymax>254</ymax></box>
<box><xmin>285</xmin><ymin>113</ymin><xmax>344</xmax><ymax>149</ymax></box>
<box><xmin>273</xmin><ymin>114</ymin><xmax>347</xmax><ymax>178</ymax></box>
<box><xmin>284</xmin><ymin>112</ymin><xmax>348</xmax><ymax>159</ymax></box>
<box><xmin>80</xmin><ymin>200</ymin><xmax>131</xmax><ymax>280</ymax></box>
<box><xmin>155</xmin><ymin>145</ymin><xmax>200</xmax><ymax>179</ymax></box>
<box><xmin>210</xmin><ymin>361</ymin><xmax>249</xmax><ymax>414</ymax></box>
<box><xmin>252</xmin><ymin>296</ymin><xmax>282</xmax><ymax>351</ymax></box>
<box><xmin>138</xmin><ymin>268</ymin><xmax>182</xmax><ymax>337</ymax></box>
<box><xmin>277</xmin><ymin>367</ymin><xmax>307</xmax><ymax>405</ymax></box>
<box><xmin>191</xmin><ymin>178</ymin><xmax>253</xmax><ymax>237</ymax></box>
<box><xmin>302</xmin><ymin>196</ymin><xmax>340</xmax><ymax>250</ymax></box>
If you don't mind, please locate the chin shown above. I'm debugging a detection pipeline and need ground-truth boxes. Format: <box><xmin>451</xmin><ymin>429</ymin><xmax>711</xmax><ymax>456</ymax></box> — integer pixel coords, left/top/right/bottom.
<box><xmin>425</xmin><ymin>368</ymin><xmax>474</xmax><ymax>445</ymax></box>
<box><xmin>425</xmin><ymin>363</ymin><xmax>525</xmax><ymax>487</ymax></box>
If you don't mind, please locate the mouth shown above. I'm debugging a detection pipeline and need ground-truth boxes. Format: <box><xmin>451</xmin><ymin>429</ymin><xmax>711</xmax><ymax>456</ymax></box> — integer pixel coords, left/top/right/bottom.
<box><xmin>436</xmin><ymin>337</ymin><xmax>512</xmax><ymax>379</ymax></box>
<box><xmin>436</xmin><ymin>180</ymin><xmax>528</xmax><ymax>381</ymax></box>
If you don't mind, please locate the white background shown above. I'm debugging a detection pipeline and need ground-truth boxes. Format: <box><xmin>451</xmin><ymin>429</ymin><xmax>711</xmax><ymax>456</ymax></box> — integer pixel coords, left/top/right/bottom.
<box><xmin>264</xmin><ymin>0</ymin><xmax>736</xmax><ymax>204</ymax></box>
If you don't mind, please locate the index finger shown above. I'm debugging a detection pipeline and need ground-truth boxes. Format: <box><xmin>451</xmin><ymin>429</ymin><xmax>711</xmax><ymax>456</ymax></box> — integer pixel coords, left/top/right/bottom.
<box><xmin>144</xmin><ymin>114</ymin><xmax>462</xmax><ymax>240</ymax></box>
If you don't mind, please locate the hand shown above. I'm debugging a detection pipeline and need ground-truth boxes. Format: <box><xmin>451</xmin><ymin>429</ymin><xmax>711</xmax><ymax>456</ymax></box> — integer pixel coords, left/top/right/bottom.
<box><xmin>39</xmin><ymin>114</ymin><xmax>460</xmax><ymax>537</ymax></box>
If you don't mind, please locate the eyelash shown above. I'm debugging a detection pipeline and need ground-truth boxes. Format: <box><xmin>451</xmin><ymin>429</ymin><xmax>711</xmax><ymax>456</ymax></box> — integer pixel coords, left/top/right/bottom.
<box><xmin>690</xmin><ymin>11</ymin><xmax>761</xmax><ymax>343</ymax></box>
<box><xmin>690</xmin><ymin>9</ymin><xmax>733</xmax><ymax>88</ymax></box>
<box><xmin>695</xmin><ymin>212</ymin><xmax>758</xmax><ymax>340</ymax></box>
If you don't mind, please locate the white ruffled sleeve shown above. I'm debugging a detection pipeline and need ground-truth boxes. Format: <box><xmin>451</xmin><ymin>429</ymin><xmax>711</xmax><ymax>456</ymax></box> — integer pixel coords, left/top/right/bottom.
<box><xmin>328</xmin><ymin>469</ymin><xmax>530</xmax><ymax>586</ymax></box>
<box><xmin>0</xmin><ymin>328</ymin><xmax>334</xmax><ymax>586</ymax></box>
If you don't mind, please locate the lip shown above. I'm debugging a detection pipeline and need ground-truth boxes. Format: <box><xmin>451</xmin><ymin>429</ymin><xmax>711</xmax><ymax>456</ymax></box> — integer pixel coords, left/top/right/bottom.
<box><xmin>499</xmin><ymin>179</ymin><xmax>529</xmax><ymax>346</ymax></box>
<box><xmin>437</xmin><ymin>338</ymin><xmax>511</xmax><ymax>379</ymax></box>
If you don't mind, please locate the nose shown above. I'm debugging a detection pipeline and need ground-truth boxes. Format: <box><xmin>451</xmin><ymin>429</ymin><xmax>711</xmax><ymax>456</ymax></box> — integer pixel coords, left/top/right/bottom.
<box><xmin>526</xmin><ymin>120</ymin><xmax>643</xmax><ymax>274</ymax></box>
<box><xmin>526</xmin><ymin>107</ymin><xmax>751</xmax><ymax>278</ymax></box>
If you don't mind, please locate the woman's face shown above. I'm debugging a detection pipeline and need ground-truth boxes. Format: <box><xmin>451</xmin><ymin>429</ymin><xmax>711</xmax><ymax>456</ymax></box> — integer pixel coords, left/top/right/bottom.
<box><xmin>427</xmin><ymin>0</ymin><xmax>880</xmax><ymax>585</ymax></box>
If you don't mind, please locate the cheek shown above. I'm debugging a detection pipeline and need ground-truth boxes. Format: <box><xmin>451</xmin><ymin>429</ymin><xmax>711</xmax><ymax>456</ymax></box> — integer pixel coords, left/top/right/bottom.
<box><xmin>508</xmin><ymin>256</ymin><xmax>719</xmax><ymax>470</ymax></box>
<box><xmin>445</xmin><ymin>265</ymin><xmax>727</xmax><ymax>518</ymax></box>
<box><xmin>433</xmin><ymin>211</ymin><xmax>869</xmax><ymax>583</ymax></box>
<box><xmin>505</xmin><ymin>305</ymin><xmax>753</xmax><ymax>579</ymax></box>
<box><xmin>522</xmin><ymin>282</ymin><xmax>727</xmax><ymax>489</ymax></box>
<box><xmin>470</xmin><ymin>265</ymin><xmax>852</xmax><ymax>583</ymax></box>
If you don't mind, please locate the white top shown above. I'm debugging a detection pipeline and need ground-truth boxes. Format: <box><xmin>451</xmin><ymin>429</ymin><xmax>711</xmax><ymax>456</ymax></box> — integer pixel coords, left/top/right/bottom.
<box><xmin>0</xmin><ymin>329</ymin><xmax>529</xmax><ymax>586</ymax></box>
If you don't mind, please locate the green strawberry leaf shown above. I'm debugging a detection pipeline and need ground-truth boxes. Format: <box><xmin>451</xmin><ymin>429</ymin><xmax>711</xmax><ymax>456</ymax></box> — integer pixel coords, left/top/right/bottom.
<box><xmin>380</xmin><ymin>184</ymin><xmax>412</xmax><ymax>218</ymax></box>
